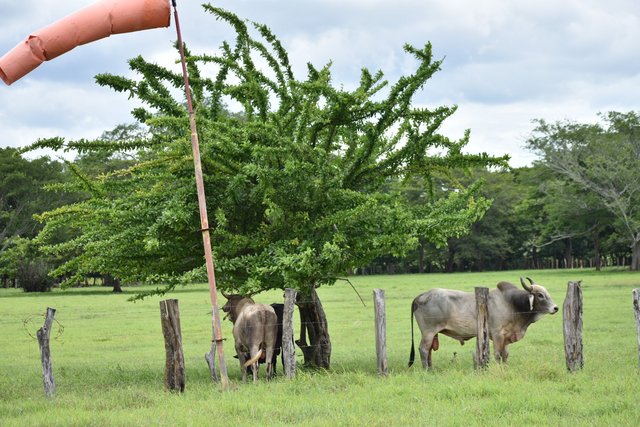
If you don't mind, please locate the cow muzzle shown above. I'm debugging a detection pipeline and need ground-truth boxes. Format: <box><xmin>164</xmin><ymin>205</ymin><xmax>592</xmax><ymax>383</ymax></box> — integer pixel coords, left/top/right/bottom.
<box><xmin>551</xmin><ymin>305</ymin><xmax>559</xmax><ymax>314</ymax></box>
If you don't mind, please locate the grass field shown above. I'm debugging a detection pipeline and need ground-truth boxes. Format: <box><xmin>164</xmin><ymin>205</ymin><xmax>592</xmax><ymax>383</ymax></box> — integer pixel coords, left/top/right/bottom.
<box><xmin>1</xmin><ymin>269</ymin><xmax>639</xmax><ymax>426</ymax></box>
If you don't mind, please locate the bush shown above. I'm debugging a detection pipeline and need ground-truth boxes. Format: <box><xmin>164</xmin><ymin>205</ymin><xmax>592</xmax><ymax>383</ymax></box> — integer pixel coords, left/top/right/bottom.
<box><xmin>17</xmin><ymin>259</ymin><xmax>55</xmax><ymax>292</ymax></box>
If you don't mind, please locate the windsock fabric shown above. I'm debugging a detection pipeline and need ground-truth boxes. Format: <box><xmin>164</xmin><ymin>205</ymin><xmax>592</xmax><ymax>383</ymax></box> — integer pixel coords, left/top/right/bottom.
<box><xmin>0</xmin><ymin>0</ymin><xmax>170</xmax><ymax>85</ymax></box>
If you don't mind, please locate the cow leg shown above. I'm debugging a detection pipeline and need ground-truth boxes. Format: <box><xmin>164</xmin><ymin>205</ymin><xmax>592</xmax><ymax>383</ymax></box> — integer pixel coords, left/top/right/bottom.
<box><xmin>252</xmin><ymin>361</ymin><xmax>259</xmax><ymax>383</ymax></box>
<box><xmin>248</xmin><ymin>344</ymin><xmax>261</xmax><ymax>383</ymax></box>
<box><xmin>265</xmin><ymin>346</ymin><xmax>275</xmax><ymax>380</ymax></box>
<box><xmin>492</xmin><ymin>336</ymin><xmax>508</xmax><ymax>363</ymax></box>
<box><xmin>419</xmin><ymin>333</ymin><xmax>436</xmax><ymax>369</ymax></box>
<box><xmin>500</xmin><ymin>344</ymin><xmax>510</xmax><ymax>363</ymax></box>
<box><xmin>237</xmin><ymin>348</ymin><xmax>249</xmax><ymax>383</ymax></box>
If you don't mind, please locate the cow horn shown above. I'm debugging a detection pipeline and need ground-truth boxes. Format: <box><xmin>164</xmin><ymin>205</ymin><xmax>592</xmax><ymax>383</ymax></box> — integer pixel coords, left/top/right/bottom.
<box><xmin>520</xmin><ymin>277</ymin><xmax>533</xmax><ymax>292</ymax></box>
<box><xmin>221</xmin><ymin>289</ymin><xmax>231</xmax><ymax>299</ymax></box>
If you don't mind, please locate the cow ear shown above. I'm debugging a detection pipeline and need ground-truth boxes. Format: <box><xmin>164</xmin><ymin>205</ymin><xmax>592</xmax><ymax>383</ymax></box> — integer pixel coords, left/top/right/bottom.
<box><xmin>528</xmin><ymin>294</ymin><xmax>534</xmax><ymax>311</ymax></box>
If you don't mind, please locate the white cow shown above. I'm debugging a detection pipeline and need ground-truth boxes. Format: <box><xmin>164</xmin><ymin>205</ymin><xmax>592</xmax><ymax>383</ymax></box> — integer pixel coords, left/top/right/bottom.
<box><xmin>409</xmin><ymin>277</ymin><xmax>558</xmax><ymax>368</ymax></box>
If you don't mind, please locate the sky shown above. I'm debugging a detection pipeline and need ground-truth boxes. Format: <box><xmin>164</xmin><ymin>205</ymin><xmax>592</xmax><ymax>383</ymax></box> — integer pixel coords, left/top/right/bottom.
<box><xmin>1</xmin><ymin>0</ymin><xmax>639</xmax><ymax>166</ymax></box>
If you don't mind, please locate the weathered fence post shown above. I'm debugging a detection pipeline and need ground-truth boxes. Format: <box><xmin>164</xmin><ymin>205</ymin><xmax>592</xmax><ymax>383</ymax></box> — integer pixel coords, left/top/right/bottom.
<box><xmin>563</xmin><ymin>281</ymin><xmax>583</xmax><ymax>372</ymax></box>
<box><xmin>474</xmin><ymin>287</ymin><xmax>490</xmax><ymax>369</ymax></box>
<box><xmin>160</xmin><ymin>299</ymin><xmax>185</xmax><ymax>392</ymax></box>
<box><xmin>633</xmin><ymin>288</ymin><xmax>640</xmax><ymax>368</ymax></box>
<box><xmin>283</xmin><ymin>288</ymin><xmax>298</xmax><ymax>379</ymax></box>
<box><xmin>37</xmin><ymin>307</ymin><xmax>56</xmax><ymax>397</ymax></box>
<box><xmin>204</xmin><ymin>321</ymin><xmax>218</xmax><ymax>383</ymax></box>
<box><xmin>373</xmin><ymin>289</ymin><xmax>388</xmax><ymax>376</ymax></box>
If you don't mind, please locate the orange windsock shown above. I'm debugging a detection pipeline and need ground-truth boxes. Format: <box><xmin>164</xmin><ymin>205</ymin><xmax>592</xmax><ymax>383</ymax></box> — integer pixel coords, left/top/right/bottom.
<box><xmin>0</xmin><ymin>0</ymin><xmax>171</xmax><ymax>85</ymax></box>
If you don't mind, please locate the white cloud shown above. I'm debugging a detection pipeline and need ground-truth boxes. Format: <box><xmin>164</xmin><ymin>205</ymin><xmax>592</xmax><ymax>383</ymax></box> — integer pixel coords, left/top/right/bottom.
<box><xmin>1</xmin><ymin>0</ymin><xmax>639</xmax><ymax>167</ymax></box>
<box><xmin>0</xmin><ymin>79</ymin><xmax>142</xmax><ymax>159</ymax></box>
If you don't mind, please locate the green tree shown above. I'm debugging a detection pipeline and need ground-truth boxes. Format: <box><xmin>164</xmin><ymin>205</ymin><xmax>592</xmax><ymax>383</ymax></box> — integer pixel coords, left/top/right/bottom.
<box><xmin>31</xmin><ymin>5</ymin><xmax>506</xmax><ymax>366</ymax></box>
<box><xmin>0</xmin><ymin>148</ymin><xmax>65</xmax><ymax>246</ymax></box>
<box><xmin>0</xmin><ymin>148</ymin><xmax>69</xmax><ymax>288</ymax></box>
<box><xmin>451</xmin><ymin>168</ymin><xmax>526</xmax><ymax>271</ymax></box>
<box><xmin>527</xmin><ymin>111</ymin><xmax>640</xmax><ymax>270</ymax></box>
<box><xmin>535</xmin><ymin>178</ymin><xmax>612</xmax><ymax>270</ymax></box>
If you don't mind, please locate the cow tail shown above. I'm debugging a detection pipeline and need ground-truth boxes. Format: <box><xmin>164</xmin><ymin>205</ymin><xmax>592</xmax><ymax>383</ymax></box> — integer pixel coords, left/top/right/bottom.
<box><xmin>244</xmin><ymin>350</ymin><xmax>263</xmax><ymax>367</ymax></box>
<box><xmin>243</xmin><ymin>311</ymin><xmax>267</xmax><ymax>368</ymax></box>
<box><xmin>409</xmin><ymin>299</ymin><xmax>416</xmax><ymax>367</ymax></box>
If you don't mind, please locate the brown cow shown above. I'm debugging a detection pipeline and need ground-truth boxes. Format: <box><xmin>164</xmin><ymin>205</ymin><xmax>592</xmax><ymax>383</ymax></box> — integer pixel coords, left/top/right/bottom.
<box><xmin>221</xmin><ymin>292</ymin><xmax>278</xmax><ymax>383</ymax></box>
<box><xmin>409</xmin><ymin>277</ymin><xmax>558</xmax><ymax>369</ymax></box>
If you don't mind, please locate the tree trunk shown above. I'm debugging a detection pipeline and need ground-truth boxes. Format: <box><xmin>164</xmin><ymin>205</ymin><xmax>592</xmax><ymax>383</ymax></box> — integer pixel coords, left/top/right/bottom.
<box><xmin>445</xmin><ymin>238</ymin><xmax>457</xmax><ymax>273</ymax></box>
<box><xmin>632</xmin><ymin>239</ymin><xmax>640</xmax><ymax>271</ymax></box>
<box><xmin>103</xmin><ymin>275</ymin><xmax>123</xmax><ymax>293</ymax></box>
<box><xmin>593</xmin><ymin>236</ymin><xmax>602</xmax><ymax>271</ymax></box>
<box><xmin>531</xmin><ymin>246</ymin><xmax>539</xmax><ymax>269</ymax></box>
<box><xmin>112</xmin><ymin>279</ymin><xmax>122</xmax><ymax>293</ymax></box>
<box><xmin>418</xmin><ymin>239</ymin><xmax>425</xmax><ymax>274</ymax></box>
<box><xmin>564</xmin><ymin>238</ymin><xmax>573</xmax><ymax>269</ymax></box>
<box><xmin>160</xmin><ymin>299</ymin><xmax>185</xmax><ymax>392</ymax></box>
<box><xmin>296</xmin><ymin>287</ymin><xmax>331</xmax><ymax>369</ymax></box>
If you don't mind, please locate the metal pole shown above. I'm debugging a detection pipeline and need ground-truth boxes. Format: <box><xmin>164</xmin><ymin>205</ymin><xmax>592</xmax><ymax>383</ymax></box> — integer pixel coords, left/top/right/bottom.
<box><xmin>171</xmin><ymin>0</ymin><xmax>229</xmax><ymax>388</ymax></box>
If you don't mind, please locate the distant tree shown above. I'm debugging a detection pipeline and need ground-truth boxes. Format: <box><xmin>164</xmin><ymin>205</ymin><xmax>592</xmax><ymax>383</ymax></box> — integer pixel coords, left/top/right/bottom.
<box><xmin>387</xmin><ymin>174</ymin><xmax>492</xmax><ymax>273</ymax></box>
<box><xmin>0</xmin><ymin>237</ymin><xmax>28</xmax><ymax>288</ymax></box>
<box><xmin>527</xmin><ymin>111</ymin><xmax>640</xmax><ymax>270</ymax></box>
<box><xmin>0</xmin><ymin>148</ymin><xmax>66</xmax><ymax>248</ymax></box>
<box><xmin>73</xmin><ymin>123</ymin><xmax>146</xmax><ymax>176</ymax></box>
<box><xmin>536</xmin><ymin>178</ymin><xmax>613</xmax><ymax>270</ymax></box>
<box><xmin>31</xmin><ymin>6</ymin><xmax>506</xmax><ymax>367</ymax></box>
<box><xmin>0</xmin><ymin>149</ymin><xmax>69</xmax><ymax>288</ymax></box>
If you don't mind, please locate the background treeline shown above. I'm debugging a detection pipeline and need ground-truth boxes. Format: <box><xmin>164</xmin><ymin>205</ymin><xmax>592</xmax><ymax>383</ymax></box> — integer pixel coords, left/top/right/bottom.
<box><xmin>365</xmin><ymin>166</ymin><xmax>625</xmax><ymax>275</ymax></box>
<box><xmin>0</xmin><ymin>133</ymin><xmax>631</xmax><ymax>290</ymax></box>
<box><xmin>0</xmin><ymin>137</ymin><xmax>137</xmax><ymax>291</ymax></box>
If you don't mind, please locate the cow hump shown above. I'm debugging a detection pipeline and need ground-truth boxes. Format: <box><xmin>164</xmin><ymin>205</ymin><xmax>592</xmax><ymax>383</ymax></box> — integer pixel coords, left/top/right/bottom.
<box><xmin>497</xmin><ymin>281</ymin><xmax>517</xmax><ymax>292</ymax></box>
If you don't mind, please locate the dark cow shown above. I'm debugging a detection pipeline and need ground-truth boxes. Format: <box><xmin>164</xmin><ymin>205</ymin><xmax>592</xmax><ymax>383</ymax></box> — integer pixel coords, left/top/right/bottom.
<box><xmin>270</xmin><ymin>303</ymin><xmax>285</xmax><ymax>373</ymax></box>
<box><xmin>221</xmin><ymin>292</ymin><xmax>278</xmax><ymax>382</ymax></box>
<box><xmin>409</xmin><ymin>277</ymin><xmax>558</xmax><ymax>369</ymax></box>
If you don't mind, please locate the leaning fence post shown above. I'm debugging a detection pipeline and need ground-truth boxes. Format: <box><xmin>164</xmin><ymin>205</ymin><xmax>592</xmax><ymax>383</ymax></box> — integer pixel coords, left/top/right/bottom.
<box><xmin>283</xmin><ymin>288</ymin><xmax>298</xmax><ymax>379</ymax></box>
<box><xmin>563</xmin><ymin>281</ymin><xmax>583</xmax><ymax>372</ymax></box>
<box><xmin>37</xmin><ymin>307</ymin><xmax>56</xmax><ymax>398</ymax></box>
<box><xmin>474</xmin><ymin>287</ymin><xmax>490</xmax><ymax>369</ymax></box>
<box><xmin>633</xmin><ymin>289</ymin><xmax>640</xmax><ymax>368</ymax></box>
<box><xmin>204</xmin><ymin>322</ymin><xmax>218</xmax><ymax>383</ymax></box>
<box><xmin>160</xmin><ymin>299</ymin><xmax>185</xmax><ymax>392</ymax></box>
<box><xmin>373</xmin><ymin>289</ymin><xmax>388</xmax><ymax>376</ymax></box>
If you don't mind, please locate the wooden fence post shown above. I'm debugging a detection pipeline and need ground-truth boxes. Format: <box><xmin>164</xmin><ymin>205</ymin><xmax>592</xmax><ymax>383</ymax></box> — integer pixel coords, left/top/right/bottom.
<box><xmin>283</xmin><ymin>288</ymin><xmax>298</xmax><ymax>379</ymax></box>
<box><xmin>37</xmin><ymin>307</ymin><xmax>56</xmax><ymax>398</ymax></box>
<box><xmin>633</xmin><ymin>289</ymin><xmax>640</xmax><ymax>368</ymax></box>
<box><xmin>563</xmin><ymin>281</ymin><xmax>583</xmax><ymax>372</ymax></box>
<box><xmin>373</xmin><ymin>289</ymin><xmax>388</xmax><ymax>376</ymax></box>
<box><xmin>160</xmin><ymin>299</ymin><xmax>185</xmax><ymax>392</ymax></box>
<box><xmin>474</xmin><ymin>287</ymin><xmax>490</xmax><ymax>369</ymax></box>
<box><xmin>204</xmin><ymin>319</ymin><xmax>218</xmax><ymax>383</ymax></box>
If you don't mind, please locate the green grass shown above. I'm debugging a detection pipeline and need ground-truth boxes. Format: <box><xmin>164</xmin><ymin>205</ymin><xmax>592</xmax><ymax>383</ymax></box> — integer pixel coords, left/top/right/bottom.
<box><xmin>1</xmin><ymin>269</ymin><xmax>639</xmax><ymax>426</ymax></box>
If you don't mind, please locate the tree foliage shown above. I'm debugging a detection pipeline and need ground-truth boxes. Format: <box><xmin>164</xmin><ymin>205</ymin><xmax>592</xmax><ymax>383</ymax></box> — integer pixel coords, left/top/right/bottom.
<box><xmin>0</xmin><ymin>149</ymin><xmax>71</xmax><ymax>288</ymax></box>
<box><xmin>527</xmin><ymin>111</ymin><xmax>640</xmax><ymax>270</ymax></box>
<box><xmin>31</xmin><ymin>5</ymin><xmax>506</xmax><ymax>296</ymax></box>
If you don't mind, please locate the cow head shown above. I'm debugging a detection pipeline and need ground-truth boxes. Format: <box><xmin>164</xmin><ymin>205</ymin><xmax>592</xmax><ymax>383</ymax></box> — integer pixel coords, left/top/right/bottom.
<box><xmin>221</xmin><ymin>291</ymin><xmax>255</xmax><ymax>324</ymax></box>
<box><xmin>520</xmin><ymin>277</ymin><xmax>559</xmax><ymax>315</ymax></box>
